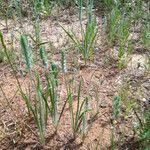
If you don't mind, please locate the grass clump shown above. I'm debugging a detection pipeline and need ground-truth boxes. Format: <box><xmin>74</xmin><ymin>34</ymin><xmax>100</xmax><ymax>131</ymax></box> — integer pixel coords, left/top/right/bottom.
<box><xmin>61</xmin><ymin>0</ymin><xmax>98</xmax><ymax>65</ymax></box>
<box><xmin>68</xmin><ymin>81</ymin><xmax>90</xmax><ymax>139</ymax></box>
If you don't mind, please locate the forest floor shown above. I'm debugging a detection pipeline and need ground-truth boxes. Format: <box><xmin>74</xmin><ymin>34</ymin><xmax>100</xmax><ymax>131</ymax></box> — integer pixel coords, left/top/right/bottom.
<box><xmin>0</xmin><ymin>9</ymin><xmax>149</xmax><ymax>150</ymax></box>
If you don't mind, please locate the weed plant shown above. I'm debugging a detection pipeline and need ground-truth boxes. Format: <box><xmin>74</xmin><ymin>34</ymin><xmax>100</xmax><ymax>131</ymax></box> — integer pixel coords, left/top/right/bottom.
<box><xmin>68</xmin><ymin>81</ymin><xmax>90</xmax><ymax>139</ymax></box>
<box><xmin>1</xmin><ymin>30</ymin><xmax>92</xmax><ymax>143</ymax></box>
<box><xmin>61</xmin><ymin>0</ymin><xmax>98</xmax><ymax>65</ymax></box>
<box><xmin>112</xmin><ymin>96</ymin><xmax>121</xmax><ymax>121</ymax></box>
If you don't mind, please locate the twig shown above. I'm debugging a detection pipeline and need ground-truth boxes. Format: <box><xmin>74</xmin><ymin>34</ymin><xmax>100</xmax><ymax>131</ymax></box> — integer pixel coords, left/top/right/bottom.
<box><xmin>133</xmin><ymin>108</ymin><xmax>143</xmax><ymax>128</ymax></box>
